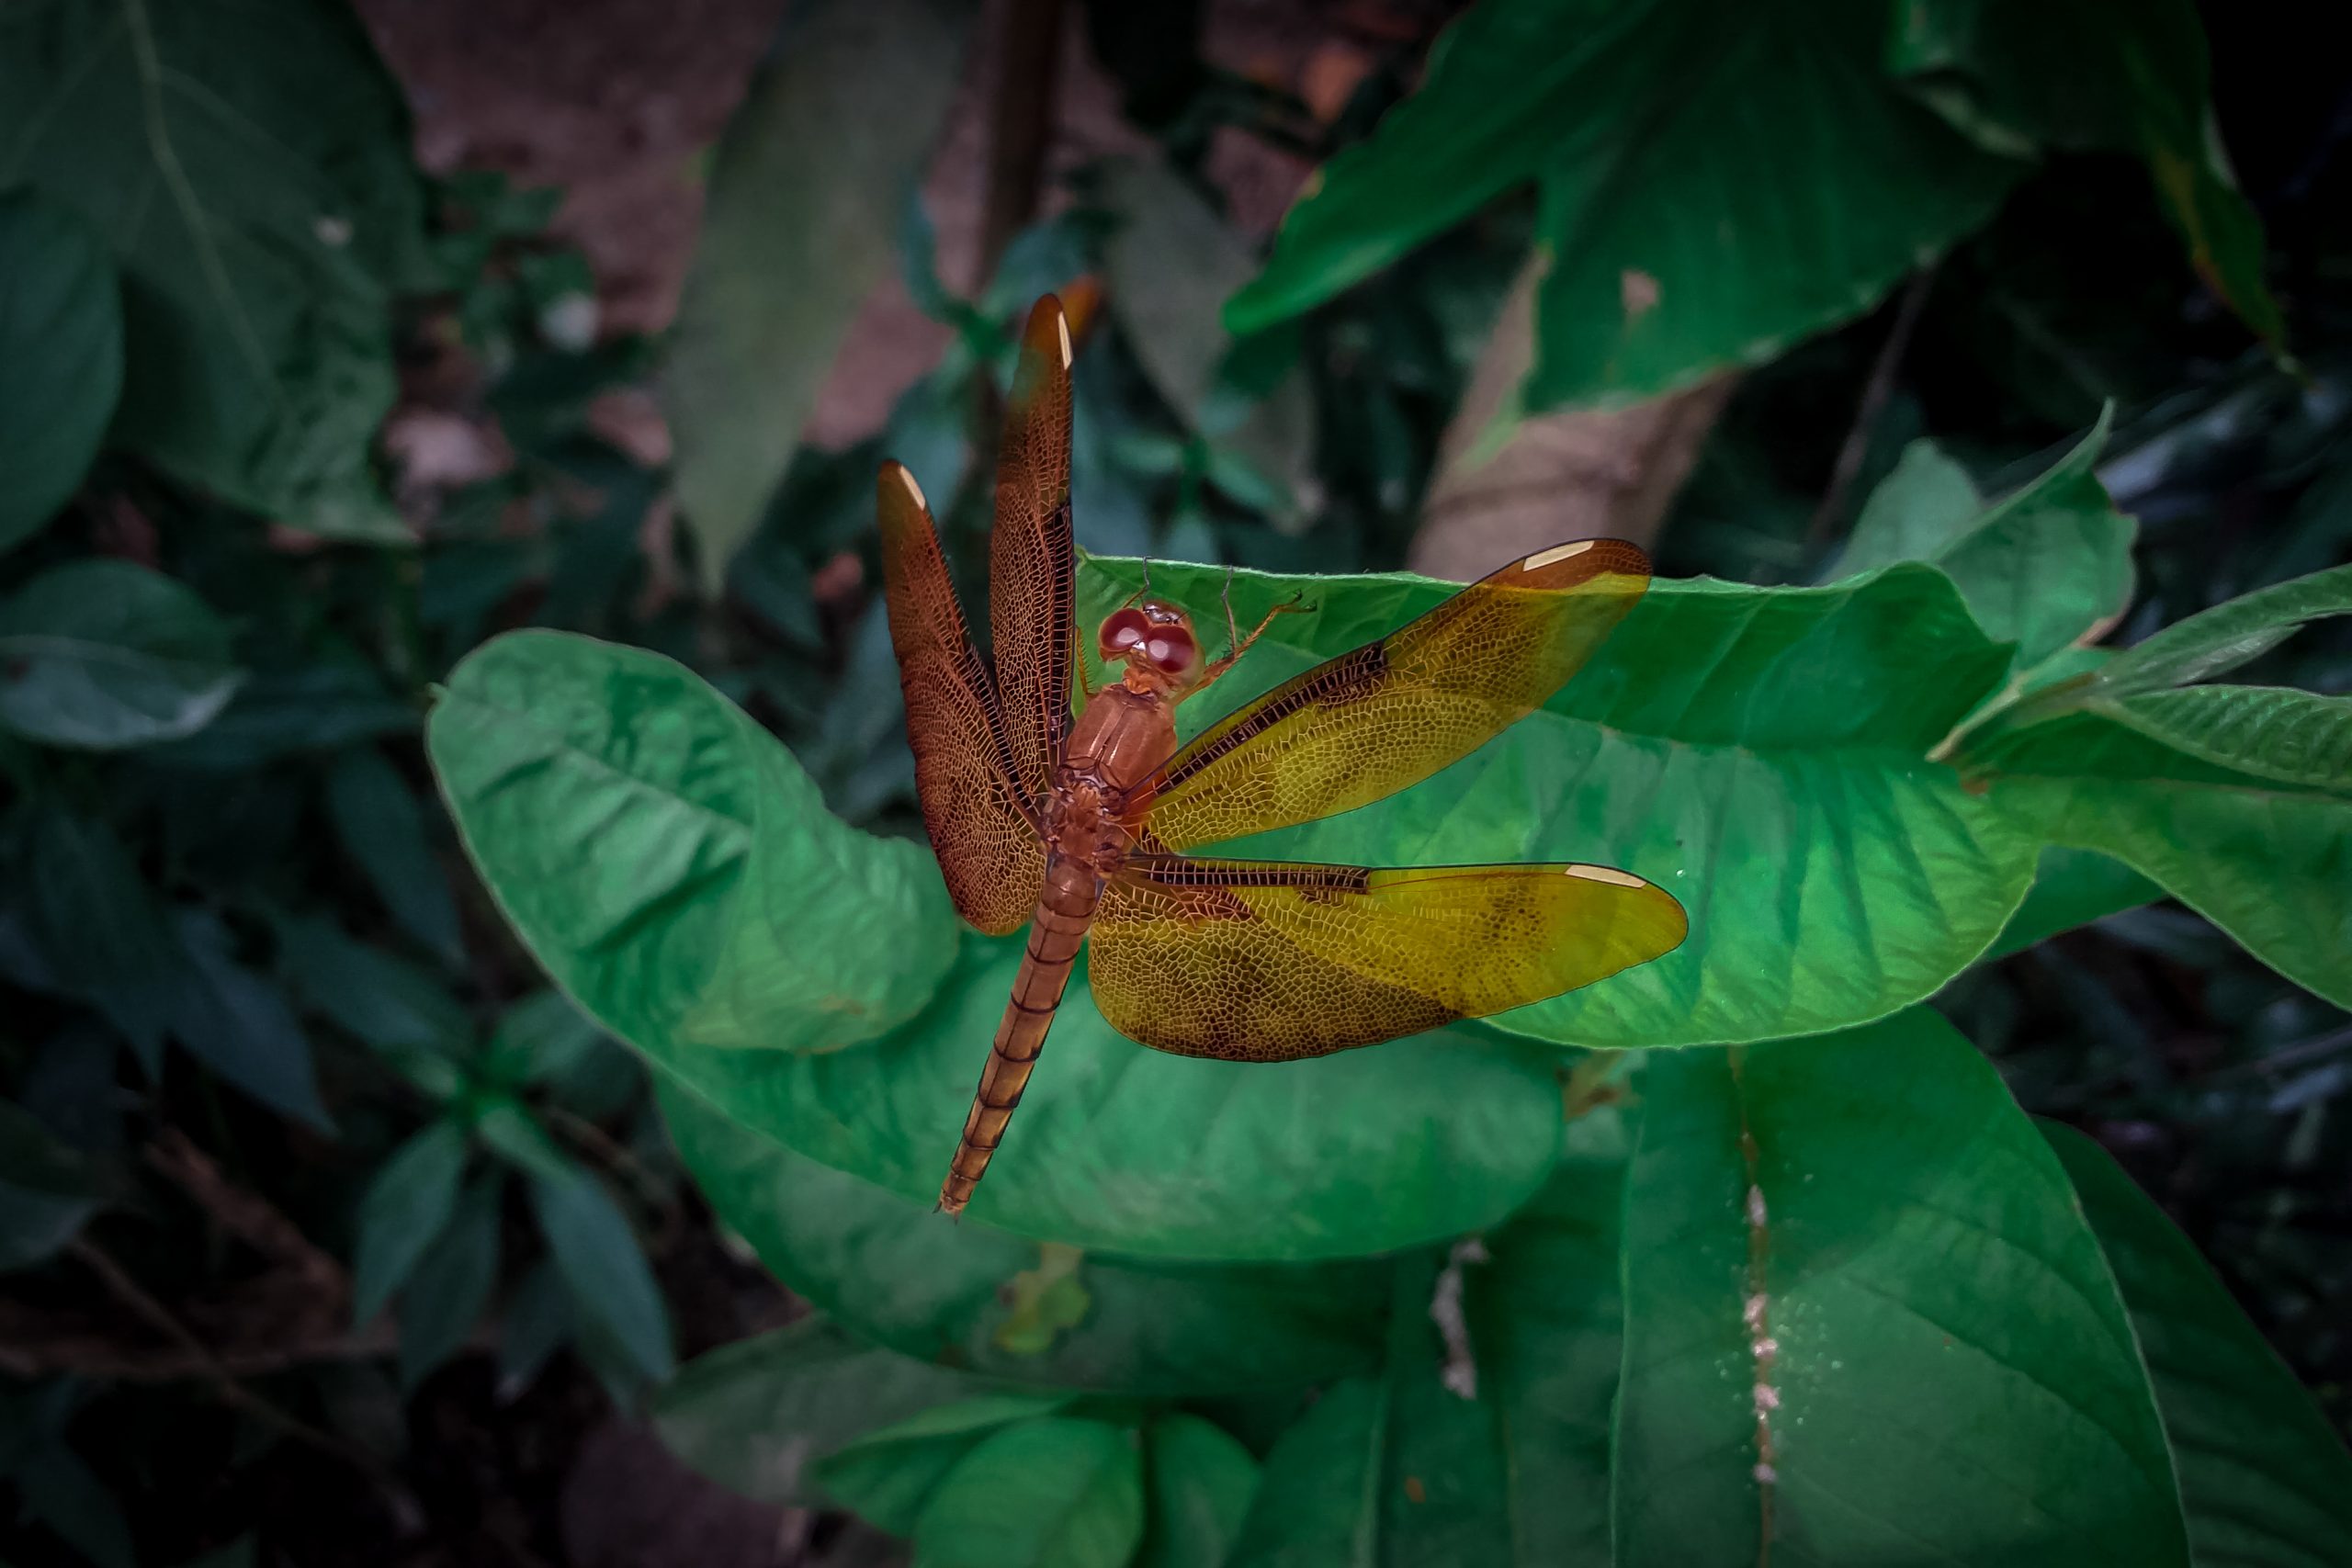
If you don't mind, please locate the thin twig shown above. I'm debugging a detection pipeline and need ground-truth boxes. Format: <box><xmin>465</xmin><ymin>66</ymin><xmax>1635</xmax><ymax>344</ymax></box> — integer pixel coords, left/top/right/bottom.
<box><xmin>1808</xmin><ymin>263</ymin><xmax>1939</xmax><ymax>553</ymax></box>
<box><xmin>66</xmin><ymin>1237</ymin><xmax>421</xmax><ymax>1524</ymax></box>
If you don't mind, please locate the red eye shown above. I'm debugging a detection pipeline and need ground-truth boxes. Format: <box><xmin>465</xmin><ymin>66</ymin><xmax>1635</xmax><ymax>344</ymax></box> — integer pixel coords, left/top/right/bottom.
<box><xmin>1099</xmin><ymin>608</ymin><xmax>1149</xmax><ymax>659</ymax></box>
<box><xmin>1145</xmin><ymin>627</ymin><xmax>1197</xmax><ymax>675</ymax></box>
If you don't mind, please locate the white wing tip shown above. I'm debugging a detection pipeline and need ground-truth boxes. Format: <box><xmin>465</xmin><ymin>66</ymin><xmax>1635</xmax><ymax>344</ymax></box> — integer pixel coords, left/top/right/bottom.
<box><xmin>1057</xmin><ymin>312</ymin><xmax>1073</xmax><ymax>369</ymax></box>
<box><xmin>1522</xmin><ymin>541</ymin><xmax>1595</xmax><ymax>570</ymax></box>
<box><xmin>1566</xmin><ymin>863</ymin><xmax>1644</xmax><ymax>887</ymax></box>
<box><xmin>895</xmin><ymin>466</ymin><xmax>930</xmax><ymax>512</ymax></box>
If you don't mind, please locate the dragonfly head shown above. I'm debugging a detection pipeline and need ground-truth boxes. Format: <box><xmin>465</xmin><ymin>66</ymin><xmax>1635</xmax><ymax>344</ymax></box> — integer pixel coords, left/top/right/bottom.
<box><xmin>1099</xmin><ymin>601</ymin><xmax>1203</xmax><ymax>693</ymax></box>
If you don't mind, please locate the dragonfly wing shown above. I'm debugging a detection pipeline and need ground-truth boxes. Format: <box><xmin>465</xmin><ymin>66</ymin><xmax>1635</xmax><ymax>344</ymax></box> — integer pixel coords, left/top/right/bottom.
<box><xmin>1139</xmin><ymin>541</ymin><xmax>1650</xmax><ymax>851</ymax></box>
<box><xmin>876</xmin><ymin>461</ymin><xmax>1044</xmax><ymax>934</ymax></box>
<box><xmin>989</xmin><ymin>294</ymin><xmax>1078</xmax><ymax>801</ymax></box>
<box><xmin>1088</xmin><ymin>855</ymin><xmax>1686</xmax><ymax>1061</ymax></box>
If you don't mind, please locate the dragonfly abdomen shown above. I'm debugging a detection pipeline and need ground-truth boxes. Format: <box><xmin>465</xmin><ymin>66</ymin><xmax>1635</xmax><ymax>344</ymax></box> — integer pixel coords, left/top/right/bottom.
<box><xmin>937</xmin><ymin>854</ymin><xmax>1099</xmax><ymax>1216</ymax></box>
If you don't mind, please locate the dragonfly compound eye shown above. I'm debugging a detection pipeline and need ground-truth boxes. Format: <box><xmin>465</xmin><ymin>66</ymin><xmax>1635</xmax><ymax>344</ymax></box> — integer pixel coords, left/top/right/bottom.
<box><xmin>1144</xmin><ymin>626</ymin><xmax>1199</xmax><ymax>677</ymax></box>
<box><xmin>1099</xmin><ymin>607</ymin><xmax>1150</xmax><ymax>660</ymax></box>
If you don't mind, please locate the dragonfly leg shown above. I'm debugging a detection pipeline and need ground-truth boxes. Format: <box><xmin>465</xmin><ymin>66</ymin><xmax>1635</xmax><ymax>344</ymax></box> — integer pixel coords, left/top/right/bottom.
<box><xmin>1192</xmin><ymin>587</ymin><xmax>1311</xmax><ymax>697</ymax></box>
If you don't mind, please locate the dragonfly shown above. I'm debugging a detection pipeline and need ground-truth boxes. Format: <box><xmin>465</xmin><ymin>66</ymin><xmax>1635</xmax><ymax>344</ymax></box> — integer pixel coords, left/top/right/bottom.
<box><xmin>878</xmin><ymin>294</ymin><xmax>1688</xmax><ymax>1217</ymax></box>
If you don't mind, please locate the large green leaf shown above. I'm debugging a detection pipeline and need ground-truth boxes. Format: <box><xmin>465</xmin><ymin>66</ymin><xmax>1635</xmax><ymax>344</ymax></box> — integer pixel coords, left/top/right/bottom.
<box><xmin>809</xmin><ymin>1393</ymin><xmax>1079</xmax><ymax>1535</ymax></box>
<box><xmin>653</xmin><ymin>1316</ymin><xmax>1008</xmax><ymax>1508</ymax></box>
<box><xmin>1226</xmin><ymin>0</ymin><xmax>2016</xmax><ymax>411</ymax></box>
<box><xmin>0</xmin><ymin>188</ymin><xmax>122</xmax><ymax>553</ymax></box>
<box><xmin>664</xmin><ymin>0</ymin><xmax>969</xmax><ymax>592</ymax></box>
<box><xmin>1958</xmin><ymin>564</ymin><xmax>2352</xmax><ymax>1007</ymax></box>
<box><xmin>1613</xmin><ymin>1012</ymin><xmax>2188</xmax><ymax>1565</ymax></box>
<box><xmin>2041</xmin><ymin>1123</ymin><xmax>2352</xmax><ymax>1567</ymax></box>
<box><xmin>910</xmin><ymin>1416</ymin><xmax>1147</xmax><ymax>1568</ymax></box>
<box><xmin>1984</xmin><ymin>846</ymin><xmax>2162</xmax><ymax>959</ymax></box>
<box><xmin>1081</xmin><ymin>555</ymin><xmax>2037</xmax><ymax>1052</ymax></box>
<box><xmin>430</xmin><ymin>628</ymin><xmax>1566</xmax><ymax>1261</ymax></box>
<box><xmin>656</xmin><ymin>1080</ymin><xmax>1386</xmax><ymax>1394</ymax></box>
<box><xmin>1457</xmin><ymin>1146</ymin><xmax>1622</xmax><ymax>1563</ymax></box>
<box><xmin>0</xmin><ymin>0</ymin><xmax>428</xmax><ymax>539</ymax></box>
<box><xmin>1137</xmin><ymin>1415</ymin><xmax>1260</xmax><ymax>1568</ymax></box>
<box><xmin>1888</xmin><ymin>0</ymin><xmax>2284</xmax><ymax>350</ymax></box>
<box><xmin>1833</xmin><ymin>418</ymin><xmax>2136</xmax><ymax>672</ymax></box>
<box><xmin>427</xmin><ymin>630</ymin><xmax>958</xmax><ymax>1055</ymax></box>
<box><xmin>0</xmin><ymin>560</ymin><xmax>242</xmax><ymax>750</ymax></box>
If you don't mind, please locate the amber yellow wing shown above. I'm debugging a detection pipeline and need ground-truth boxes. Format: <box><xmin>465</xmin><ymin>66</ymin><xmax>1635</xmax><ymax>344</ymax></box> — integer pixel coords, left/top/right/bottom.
<box><xmin>1087</xmin><ymin>854</ymin><xmax>1686</xmax><ymax>1061</ymax></box>
<box><xmin>989</xmin><ymin>294</ymin><xmax>1078</xmax><ymax>800</ymax></box>
<box><xmin>1136</xmin><ymin>540</ymin><xmax>1651</xmax><ymax>852</ymax></box>
<box><xmin>876</xmin><ymin>461</ymin><xmax>1044</xmax><ymax>935</ymax></box>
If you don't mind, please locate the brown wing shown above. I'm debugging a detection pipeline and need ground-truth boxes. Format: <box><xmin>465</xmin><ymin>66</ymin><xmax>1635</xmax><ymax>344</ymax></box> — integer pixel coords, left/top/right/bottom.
<box><xmin>1087</xmin><ymin>854</ymin><xmax>1686</xmax><ymax>1061</ymax></box>
<box><xmin>989</xmin><ymin>295</ymin><xmax>1078</xmax><ymax>801</ymax></box>
<box><xmin>1138</xmin><ymin>541</ymin><xmax>1651</xmax><ymax>851</ymax></box>
<box><xmin>876</xmin><ymin>461</ymin><xmax>1044</xmax><ymax>934</ymax></box>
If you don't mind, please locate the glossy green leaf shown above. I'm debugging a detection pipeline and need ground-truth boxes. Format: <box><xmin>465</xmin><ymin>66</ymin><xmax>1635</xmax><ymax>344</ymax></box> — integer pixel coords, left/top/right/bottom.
<box><xmin>911</xmin><ymin>1416</ymin><xmax>1147</xmax><ymax>1568</ymax></box>
<box><xmin>1984</xmin><ymin>846</ymin><xmax>2163</xmax><ymax>959</ymax></box>
<box><xmin>428</xmin><ymin>630</ymin><xmax>957</xmax><ymax>1055</ymax></box>
<box><xmin>1225</xmin><ymin>1376</ymin><xmax>1385</xmax><ymax>1568</ymax></box>
<box><xmin>352</xmin><ymin>1120</ymin><xmax>469</xmax><ymax>1325</ymax></box>
<box><xmin>1083</xmin><ymin>555</ymin><xmax>2038</xmax><ymax>1053</ymax></box>
<box><xmin>398</xmin><ymin>1171</ymin><xmax>502</xmax><ymax>1389</ymax></box>
<box><xmin>654</xmin><ymin>1315</ymin><xmax>1006</xmax><ymax>1508</ymax></box>
<box><xmin>0</xmin><ymin>560</ymin><xmax>243</xmax><ymax>750</ymax></box>
<box><xmin>1138</xmin><ymin>1414</ymin><xmax>1260</xmax><ymax>1568</ymax></box>
<box><xmin>326</xmin><ymin>747</ymin><xmax>463</xmax><ymax>964</ymax></box>
<box><xmin>0</xmin><ymin>0</ymin><xmax>428</xmax><ymax>539</ymax></box>
<box><xmin>1958</xmin><ymin>565</ymin><xmax>2352</xmax><ymax>1007</ymax></box>
<box><xmin>166</xmin><ymin>909</ymin><xmax>333</xmax><ymax>1131</ymax></box>
<box><xmin>656</xmin><ymin>1080</ymin><xmax>1386</xmax><ymax>1394</ymax></box>
<box><xmin>810</xmin><ymin>1393</ymin><xmax>1079</xmax><ymax>1535</ymax></box>
<box><xmin>664</xmin><ymin>0</ymin><xmax>970</xmax><ymax>592</ymax></box>
<box><xmin>528</xmin><ymin>1162</ymin><xmax>674</xmax><ymax>1387</ymax></box>
<box><xmin>1614</xmin><ymin>1011</ymin><xmax>2188</xmax><ymax>1566</ymax></box>
<box><xmin>1227</xmin><ymin>0</ymin><xmax>2016</xmax><ymax>411</ymax></box>
<box><xmin>2041</xmin><ymin>1123</ymin><xmax>2352</xmax><ymax>1566</ymax></box>
<box><xmin>431</xmin><ymin>627</ymin><xmax>1564</xmax><ymax>1261</ymax></box>
<box><xmin>0</xmin><ymin>188</ymin><xmax>122</xmax><ymax>553</ymax></box>
<box><xmin>1834</xmin><ymin>417</ymin><xmax>2136</xmax><ymax>671</ymax></box>
<box><xmin>1457</xmin><ymin>1147</ymin><xmax>1623</xmax><ymax>1563</ymax></box>
<box><xmin>1888</xmin><ymin>0</ymin><xmax>2284</xmax><ymax>350</ymax></box>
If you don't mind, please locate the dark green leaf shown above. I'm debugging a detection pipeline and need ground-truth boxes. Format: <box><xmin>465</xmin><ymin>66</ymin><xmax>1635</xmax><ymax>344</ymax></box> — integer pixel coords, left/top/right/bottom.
<box><xmin>2042</xmin><ymin>1122</ymin><xmax>2352</xmax><ymax>1566</ymax></box>
<box><xmin>352</xmin><ymin>1119</ymin><xmax>469</xmax><ymax>1325</ymax></box>
<box><xmin>1226</xmin><ymin>1376</ymin><xmax>1385</xmax><ymax>1567</ymax></box>
<box><xmin>0</xmin><ymin>1099</ymin><xmax>102</xmax><ymax>1200</ymax></box>
<box><xmin>1227</xmin><ymin>0</ymin><xmax>2016</xmax><ymax>411</ymax></box>
<box><xmin>664</xmin><ymin>0</ymin><xmax>972</xmax><ymax>591</ymax></box>
<box><xmin>2098</xmin><ymin>562</ymin><xmax>2352</xmax><ymax>697</ymax></box>
<box><xmin>275</xmin><ymin>914</ymin><xmax>470</xmax><ymax>1056</ymax></box>
<box><xmin>166</xmin><ymin>908</ymin><xmax>334</xmax><ymax>1131</ymax></box>
<box><xmin>0</xmin><ymin>187</ymin><xmax>122</xmax><ymax>552</ymax></box>
<box><xmin>482</xmin><ymin>989</ymin><xmax>611</xmax><ymax>1085</ymax></box>
<box><xmin>0</xmin><ymin>0</ymin><xmax>428</xmax><ymax>538</ymax></box>
<box><xmin>654</xmin><ymin>1315</ymin><xmax>1003</xmax><ymax>1507</ymax></box>
<box><xmin>147</xmin><ymin>662</ymin><xmax>413</xmax><ymax>770</ymax></box>
<box><xmin>10</xmin><ymin>1438</ymin><xmax>136</xmax><ymax>1568</ymax></box>
<box><xmin>911</xmin><ymin>1416</ymin><xmax>1147</xmax><ymax>1568</ymax></box>
<box><xmin>1137</xmin><ymin>1414</ymin><xmax>1260</xmax><ymax>1568</ymax></box>
<box><xmin>658</xmin><ymin>1081</ymin><xmax>1385</xmax><ymax>1394</ymax></box>
<box><xmin>398</xmin><ymin>1170</ymin><xmax>503</xmax><ymax>1389</ymax></box>
<box><xmin>471</xmin><ymin>1097</ymin><xmax>575</xmax><ymax>1183</ymax></box>
<box><xmin>1835</xmin><ymin>417</ymin><xmax>2136</xmax><ymax>671</ymax></box>
<box><xmin>1984</xmin><ymin>846</ymin><xmax>2163</xmax><ymax>959</ymax></box>
<box><xmin>326</xmin><ymin>746</ymin><xmax>463</xmax><ymax>964</ymax></box>
<box><xmin>528</xmin><ymin>1163</ymin><xmax>673</xmax><ymax>1387</ymax></box>
<box><xmin>0</xmin><ymin>559</ymin><xmax>243</xmax><ymax>750</ymax></box>
<box><xmin>19</xmin><ymin>808</ymin><xmax>176</xmax><ymax>1067</ymax></box>
<box><xmin>0</xmin><ymin>1181</ymin><xmax>96</xmax><ymax>1272</ymax></box>
<box><xmin>1888</xmin><ymin>0</ymin><xmax>2283</xmax><ymax>349</ymax></box>
<box><xmin>1614</xmin><ymin>1012</ymin><xmax>2188</xmax><ymax>1566</ymax></box>
<box><xmin>496</xmin><ymin>1258</ymin><xmax>573</xmax><ymax>1397</ymax></box>
<box><xmin>810</xmin><ymin>1394</ymin><xmax>1078</xmax><ymax>1535</ymax></box>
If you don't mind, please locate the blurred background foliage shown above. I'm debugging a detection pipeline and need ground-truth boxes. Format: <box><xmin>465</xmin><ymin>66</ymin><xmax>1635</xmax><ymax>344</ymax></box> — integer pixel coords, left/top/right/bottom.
<box><xmin>2</xmin><ymin>0</ymin><xmax>2348</xmax><ymax>1562</ymax></box>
